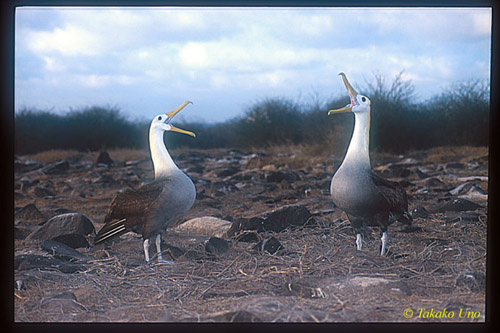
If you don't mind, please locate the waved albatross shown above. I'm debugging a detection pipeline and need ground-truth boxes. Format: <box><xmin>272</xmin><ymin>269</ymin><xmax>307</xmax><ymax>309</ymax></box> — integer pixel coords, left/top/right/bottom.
<box><xmin>94</xmin><ymin>101</ymin><xmax>196</xmax><ymax>263</ymax></box>
<box><xmin>329</xmin><ymin>73</ymin><xmax>413</xmax><ymax>256</ymax></box>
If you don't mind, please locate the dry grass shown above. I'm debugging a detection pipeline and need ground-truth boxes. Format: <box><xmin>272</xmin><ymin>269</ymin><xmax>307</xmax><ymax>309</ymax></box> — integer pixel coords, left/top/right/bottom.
<box><xmin>251</xmin><ymin>143</ymin><xmax>337</xmax><ymax>170</ymax></box>
<box><xmin>107</xmin><ymin>149</ymin><xmax>150</xmax><ymax>162</ymax></box>
<box><xmin>14</xmin><ymin>211</ymin><xmax>487</xmax><ymax>322</ymax></box>
<box><xmin>14</xmin><ymin>145</ymin><xmax>488</xmax><ymax>322</ymax></box>
<box><xmin>22</xmin><ymin>149</ymin><xmax>93</xmax><ymax>164</ymax></box>
<box><xmin>415</xmin><ymin>146</ymin><xmax>488</xmax><ymax>164</ymax></box>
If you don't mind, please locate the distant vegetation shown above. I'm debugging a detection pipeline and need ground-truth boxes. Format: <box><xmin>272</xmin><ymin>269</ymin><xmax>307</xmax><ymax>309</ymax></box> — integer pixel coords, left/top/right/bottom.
<box><xmin>15</xmin><ymin>72</ymin><xmax>490</xmax><ymax>155</ymax></box>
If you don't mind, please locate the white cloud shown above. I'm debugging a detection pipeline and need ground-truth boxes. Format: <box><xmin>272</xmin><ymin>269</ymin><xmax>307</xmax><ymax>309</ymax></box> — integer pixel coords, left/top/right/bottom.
<box><xmin>27</xmin><ymin>24</ymin><xmax>102</xmax><ymax>56</ymax></box>
<box><xmin>15</xmin><ymin>7</ymin><xmax>492</xmax><ymax>122</ymax></box>
<box><xmin>179</xmin><ymin>42</ymin><xmax>209</xmax><ymax>68</ymax></box>
<box><xmin>73</xmin><ymin>74</ymin><xmax>136</xmax><ymax>88</ymax></box>
<box><xmin>42</xmin><ymin>56</ymin><xmax>66</xmax><ymax>71</ymax></box>
<box><xmin>472</xmin><ymin>10</ymin><xmax>492</xmax><ymax>37</ymax></box>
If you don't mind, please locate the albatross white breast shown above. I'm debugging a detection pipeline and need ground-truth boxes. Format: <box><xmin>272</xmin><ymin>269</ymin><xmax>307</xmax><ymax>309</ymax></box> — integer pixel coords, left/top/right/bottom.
<box><xmin>328</xmin><ymin>73</ymin><xmax>414</xmax><ymax>256</ymax></box>
<box><xmin>94</xmin><ymin>101</ymin><xmax>196</xmax><ymax>263</ymax></box>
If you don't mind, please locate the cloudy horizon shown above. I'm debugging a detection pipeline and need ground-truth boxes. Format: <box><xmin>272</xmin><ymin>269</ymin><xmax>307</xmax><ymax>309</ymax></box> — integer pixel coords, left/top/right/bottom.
<box><xmin>15</xmin><ymin>6</ymin><xmax>491</xmax><ymax>123</ymax></box>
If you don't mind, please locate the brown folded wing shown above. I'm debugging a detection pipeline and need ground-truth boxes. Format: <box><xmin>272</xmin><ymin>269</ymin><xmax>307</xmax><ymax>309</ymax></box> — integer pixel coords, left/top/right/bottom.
<box><xmin>369</xmin><ymin>171</ymin><xmax>408</xmax><ymax>214</ymax></box>
<box><xmin>94</xmin><ymin>179</ymin><xmax>168</xmax><ymax>244</ymax></box>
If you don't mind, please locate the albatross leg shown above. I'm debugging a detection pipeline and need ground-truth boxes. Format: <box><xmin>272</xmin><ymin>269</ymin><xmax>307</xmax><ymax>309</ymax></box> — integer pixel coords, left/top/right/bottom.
<box><xmin>380</xmin><ymin>231</ymin><xmax>388</xmax><ymax>256</ymax></box>
<box><xmin>356</xmin><ymin>233</ymin><xmax>362</xmax><ymax>250</ymax></box>
<box><xmin>143</xmin><ymin>239</ymin><xmax>151</xmax><ymax>263</ymax></box>
<box><xmin>155</xmin><ymin>234</ymin><xmax>174</xmax><ymax>264</ymax></box>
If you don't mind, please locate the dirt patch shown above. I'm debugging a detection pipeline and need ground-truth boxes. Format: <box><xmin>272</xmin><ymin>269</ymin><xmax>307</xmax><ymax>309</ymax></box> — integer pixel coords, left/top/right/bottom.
<box><xmin>14</xmin><ymin>146</ymin><xmax>487</xmax><ymax>322</ymax></box>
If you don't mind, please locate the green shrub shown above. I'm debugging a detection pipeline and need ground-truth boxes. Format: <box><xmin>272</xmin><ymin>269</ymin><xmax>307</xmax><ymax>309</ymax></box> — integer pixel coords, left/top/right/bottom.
<box><xmin>15</xmin><ymin>106</ymin><xmax>145</xmax><ymax>154</ymax></box>
<box><xmin>14</xmin><ymin>74</ymin><xmax>489</xmax><ymax>155</ymax></box>
<box><xmin>234</xmin><ymin>97</ymin><xmax>304</xmax><ymax>148</ymax></box>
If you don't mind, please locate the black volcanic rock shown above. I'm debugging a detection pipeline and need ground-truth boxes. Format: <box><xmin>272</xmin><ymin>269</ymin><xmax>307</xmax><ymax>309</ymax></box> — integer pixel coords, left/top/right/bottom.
<box><xmin>95</xmin><ymin>151</ymin><xmax>114</xmax><ymax>166</ymax></box>
<box><xmin>52</xmin><ymin>233</ymin><xmax>90</xmax><ymax>249</ymax></box>
<box><xmin>228</xmin><ymin>217</ymin><xmax>265</xmax><ymax>235</ymax></box>
<box><xmin>27</xmin><ymin>213</ymin><xmax>95</xmax><ymax>241</ymax></box>
<box><xmin>266</xmin><ymin>171</ymin><xmax>299</xmax><ymax>183</ymax></box>
<box><xmin>228</xmin><ymin>204</ymin><xmax>312</xmax><ymax>235</ymax></box>
<box><xmin>43</xmin><ymin>160</ymin><xmax>70</xmax><ymax>174</ymax></box>
<box><xmin>260</xmin><ymin>204</ymin><xmax>312</xmax><ymax>232</ymax></box>
<box><xmin>234</xmin><ymin>231</ymin><xmax>260</xmax><ymax>243</ymax></box>
<box><xmin>254</xmin><ymin>237</ymin><xmax>283</xmax><ymax>254</ymax></box>
<box><xmin>416</xmin><ymin>168</ymin><xmax>430</xmax><ymax>179</ymax></box>
<box><xmin>444</xmin><ymin>211</ymin><xmax>480</xmax><ymax>223</ymax></box>
<box><xmin>284</xmin><ymin>281</ymin><xmax>326</xmax><ymax>298</ymax></box>
<box><xmin>215</xmin><ymin>167</ymin><xmax>240</xmax><ymax>178</ymax></box>
<box><xmin>15</xmin><ymin>159</ymin><xmax>42</xmax><ymax>173</ymax></box>
<box><xmin>447</xmin><ymin>162</ymin><xmax>465</xmax><ymax>169</ymax></box>
<box><xmin>205</xmin><ymin>237</ymin><xmax>230</xmax><ymax>255</ymax></box>
<box><xmin>456</xmin><ymin>270</ymin><xmax>485</xmax><ymax>292</ymax></box>
<box><xmin>41</xmin><ymin>240</ymin><xmax>88</xmax><ymax>261</ymax></box>
<box><xmin>34</xmin><ymin>186</ymin><xmax>55</xmax><ymax>198</ymax></box>
<box><xmin>434</xmin><ymin>198</ymin><xmax>482</xmax><ymax>213</ymax></box>
<box><xmin>15</xmin><ymin>203</ymin><xmax>44</xmax><ymax>222</ymax></box>
<box><xmin>425</xmin><ymin>177</ymin><xmax>444</xmax><ymax>187</ymax></box>
<box><xmin>14</xmin><ymin>226</ymin><xmax>33</xmax><ymax>240</ymax></box>
<box><xmin>210</xmin><ymin>181</ymin><xmax>238</xmax><ymax>196</ymax></box>
<box><xmin>15</xmin><ymin>254</ymin><xmax>85</xmax><ymax>273</ymax></box>
<box><xmin>411</xmin><ymin>206</ymin><xmax>429</xmax><ymax>218</ymax></box>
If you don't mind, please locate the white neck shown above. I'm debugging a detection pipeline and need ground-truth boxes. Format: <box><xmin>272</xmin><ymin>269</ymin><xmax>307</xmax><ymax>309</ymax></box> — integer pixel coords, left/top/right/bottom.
<box><xmin>149</xmin><ymin>127</ymin><xmax>179</xmax><ymax>179</ymax></box>
<box><xmin>342</xmin><ymin>111</ymin><xmax>371</xmax><ymax>169</ymax></box>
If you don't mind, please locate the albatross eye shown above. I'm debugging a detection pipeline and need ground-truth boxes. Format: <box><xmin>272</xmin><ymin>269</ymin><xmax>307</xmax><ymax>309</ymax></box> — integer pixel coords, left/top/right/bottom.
<box><xmin>158</xmin><ymin>116</ymin><xmax>162</xmax><ymax>121</ymax></box>
<box><xmin>361</xmin><ymin>97</ymin><xmax>366</xmax><ymax>103</ymax></box>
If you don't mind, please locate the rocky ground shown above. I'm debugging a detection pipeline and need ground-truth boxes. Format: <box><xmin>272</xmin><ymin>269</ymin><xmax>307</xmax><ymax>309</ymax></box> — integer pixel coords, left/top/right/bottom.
<box><xmin>14</xmin><ymin>145</ymin><xmax>488</xmax><ymax>322</ymax></box>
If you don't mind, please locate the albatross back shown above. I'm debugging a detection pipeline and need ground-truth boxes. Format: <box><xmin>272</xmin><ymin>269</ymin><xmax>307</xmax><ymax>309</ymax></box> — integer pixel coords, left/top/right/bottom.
<box><xmin>94</xmin><ymin>173</ymin><xmax>195</xmax><ymax>244</ymax></box>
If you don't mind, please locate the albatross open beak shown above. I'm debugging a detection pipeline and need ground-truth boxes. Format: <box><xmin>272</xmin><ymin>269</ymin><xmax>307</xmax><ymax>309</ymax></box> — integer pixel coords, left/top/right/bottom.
<box><xmin>328</xmin><ymin>72</ymin><xmax>359</xmax><ymax>115</ymax></box>
<box><xmin>165</xmin><ymin>101</ymin><xmax>196</xmax><ymax>138</ymax></box>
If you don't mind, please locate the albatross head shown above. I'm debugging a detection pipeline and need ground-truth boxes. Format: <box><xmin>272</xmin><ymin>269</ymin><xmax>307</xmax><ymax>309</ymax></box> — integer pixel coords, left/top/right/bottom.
<box><xmin>151</xmin><ymin>101</ymin><xmax>196</xmax><ymax>137</ymax></box>
<box><xmin>328</xmin><ymin>72</ymin><xmax>371</xmax><ymax>115</ymax></box>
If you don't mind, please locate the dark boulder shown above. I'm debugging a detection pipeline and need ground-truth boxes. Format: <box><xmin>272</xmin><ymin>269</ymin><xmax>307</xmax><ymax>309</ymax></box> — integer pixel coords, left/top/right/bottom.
<box><xmin>43</xmin><ymin>160</ymin><xmax>70</xmax><ymax>175</ymax></box>
<box><xmin>434</xmin><ymin>198</ymin><xmax>482</xmax><ymax>213</ymax></box>
<box><xmin>51</xmin><ymin>233</ymin><xmax>90</xmax><ymax>249</ymax></box>
<box><xmin>260</xmin><ymin>204</ymin><xmax>312</xmax><ymax>232</ymax></box>
<box><xmin>234</xmin><ymin>231</ymin><xmax>260</xmax><ymax>243</ymax></box>
<box><xmin>27</xmin><ymin>213</ymin><xmax>95</xmax><ymax>241</ymax></box>
<box><xmin>34</xmin><ymin>186</ymin><xmax>55</xmax><ymax>198</ymax></box>
<box><xmin>266</xmin><ymin>170</ymin><xmax>299</xmax><ymax>183</ymax></box>
<box><xmin>254</xmin><ymin>237</ymin><xmax>283</xmax><ymax>254</ymax></box>
<box><xmin>95</xmin><ymin>151</ymin><xmax>114</xmax><ymax>166</ymax></box>
<box><xmin>410</xmin><ymin>206</ymin><xmax>429</xmax><ymax>218</ymax></box>
<box><xmin>205</xmin><ymin>237</ymin><xmax>230</xmax><ymax>255</ymax></box>
<box><xmin>228</xmin><ymin>204</ymin><xmax>312</xmax><ymax>235</ymax></box>
<box><xmin>15</xmin><ymin>254</ymin><xmax>85</xmax><ymax>273</ymax></box>
<box><xmin>15</xmin><ymin>160</ymin><xmax>42</xmax><ymax>173</ymax></box>
<box><xmin>15</xmin><ymin>203</ymin><xmax>44</xmax><ymax>222</ymax></box>
<box><xmin>456</xmin><ymin>270</ymin><xmax>485</xmax><ymax>292</ymax></box>
<box><xmin>41</xmin><ymin>240</ymin><xmax>88</xmax><ymax>261</ymax></box>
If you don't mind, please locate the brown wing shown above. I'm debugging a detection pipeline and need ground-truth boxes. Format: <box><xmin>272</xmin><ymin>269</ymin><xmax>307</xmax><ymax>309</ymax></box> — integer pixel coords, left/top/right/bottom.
<box><xmin>370</xmin><ymin>171</ymin><xmax>408</xmax><ymax>214</ymax></box>
<box><xmin>94</xmin><ymin>179</ymin><xmax>168</xmax><ymax>244</ymax></box>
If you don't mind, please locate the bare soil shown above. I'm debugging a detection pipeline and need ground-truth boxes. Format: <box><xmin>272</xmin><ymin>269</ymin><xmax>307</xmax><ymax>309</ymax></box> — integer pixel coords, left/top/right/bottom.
<box><xmin>14</xmin><ymin>145</ymin><xmax>488</xmax><ymax>322</ymax></box>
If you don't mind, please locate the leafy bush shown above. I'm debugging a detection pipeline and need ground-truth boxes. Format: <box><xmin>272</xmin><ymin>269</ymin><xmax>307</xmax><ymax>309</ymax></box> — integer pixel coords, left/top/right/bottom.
<box><xmin>15</xmin><ymin>106</ymin><xmax>144</xmax><ymax>154</ymax></box>
<box><xmin>15</xmin><ymin>74</ymin><xmax>489</xmax><ymax>155</ymax></box>
<box><xmin>234</xmin><ymin>97</ymin><xmax>304</xmax><ymax>148</ymax></box>
<box><xmin>425</xmin><ymin>79</ymin><xmax>489</xmax><ymax>147</ymax></box>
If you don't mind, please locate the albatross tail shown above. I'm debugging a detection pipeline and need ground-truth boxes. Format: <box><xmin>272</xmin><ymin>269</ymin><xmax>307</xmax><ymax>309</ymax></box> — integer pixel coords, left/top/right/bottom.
<box><xmin>94</xmin><ymin>218</ymin><xmax>128</xmax><ymax>244</ymax></box>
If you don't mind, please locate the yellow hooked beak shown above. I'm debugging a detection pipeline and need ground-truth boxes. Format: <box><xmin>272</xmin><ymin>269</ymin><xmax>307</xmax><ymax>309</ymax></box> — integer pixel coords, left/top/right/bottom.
<box><xmin>165</xmin><ymin>101</ymin><xmax>196</xmax><ymax>138</ymax></box>
<box><xmin>328</xmin><ymin>72</ymin><xmax>359</xmax><ymax>115</ymax></box>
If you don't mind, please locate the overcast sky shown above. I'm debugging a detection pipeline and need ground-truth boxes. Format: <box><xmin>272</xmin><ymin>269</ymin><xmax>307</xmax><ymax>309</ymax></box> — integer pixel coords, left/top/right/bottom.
<box><xmin>15</xmin><ymin>7</ymin><xmax>491</xmax><ymax>123</ymax></box>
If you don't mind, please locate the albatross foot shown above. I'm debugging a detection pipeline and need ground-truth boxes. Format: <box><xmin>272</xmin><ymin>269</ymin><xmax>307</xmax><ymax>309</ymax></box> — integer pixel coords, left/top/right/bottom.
<box><xmin>154</xmin><ymin>234</ymin><xmax>174</xmax><ymax>264</ymax></box>
<box><xmin>157</xmin><ymin>259</ymin><xmax>175</xmax><ymax>264</ymax></box>
<box><xmin>380</xmin><ymin>231</ymin><xmax>388</xmax><ymax>256</ymax></box>
<box><xmin>356</xmin><ymin>233</ymin><xmax>362</xmax><ymax>251</ymax></box>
